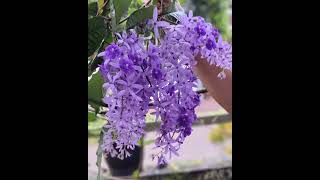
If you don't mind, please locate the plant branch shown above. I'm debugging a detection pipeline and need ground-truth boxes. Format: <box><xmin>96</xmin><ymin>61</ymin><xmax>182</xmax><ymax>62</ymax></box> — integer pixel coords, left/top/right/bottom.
<box><xmin>119</xmin><ymin>16</ymin><xmax>130</xmax><ymax>24</ymax></box>
<box><xmin>141</xmin><ymin>66</ymin><xmax>153</xmax><ymax>87</ymax></box>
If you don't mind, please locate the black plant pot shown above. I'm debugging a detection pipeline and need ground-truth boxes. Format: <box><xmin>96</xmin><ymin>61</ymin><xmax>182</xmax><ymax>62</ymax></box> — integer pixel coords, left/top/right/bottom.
<box><xmin>105</xmin><ymin>144</ymin><xmax>142</xmax><ymax>177</ymax></box>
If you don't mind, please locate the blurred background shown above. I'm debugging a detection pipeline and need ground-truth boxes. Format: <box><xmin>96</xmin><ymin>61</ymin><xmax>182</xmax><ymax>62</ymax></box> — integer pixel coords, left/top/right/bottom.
<box><xmin>88</xmin><ymin>0</ymin><xmax>232</xmax><ymax>179</ymax></box>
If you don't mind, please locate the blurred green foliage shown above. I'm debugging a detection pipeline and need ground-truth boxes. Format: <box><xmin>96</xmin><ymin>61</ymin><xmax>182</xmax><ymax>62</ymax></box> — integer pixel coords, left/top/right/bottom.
<box><xmin>179</xmin><ymin>0</ymin><xmax>187</xmax><ymax>5</ymax></box>
<box><xmin>164</xmin><ymin>174</ymin><xmax>184</xmax><ymax>180</ymax></box>
<box><xmin>209</xmin><ymin>122</ymin><xmax>232</xmax><ymax>143</ymax></box>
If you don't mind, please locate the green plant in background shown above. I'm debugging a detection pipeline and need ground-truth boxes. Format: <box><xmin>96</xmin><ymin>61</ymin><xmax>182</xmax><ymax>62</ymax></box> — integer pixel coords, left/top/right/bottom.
<box><xmin>164</xmin><ymin>173</ymin><xmax>184</xmax><ymax>180</ymax></box>
<box><xmin>88</xmin><ymin>118</ymin><xmax>106</xmax><ymax>136</ymax></box>
<box><xmin>179</xmin><ymin>0</ymin><xmax>186</xmax><ymax>5</ymax></box>
<box><xmin>225</xmin><ymin>143</ymin><xmax>232</xmax><ymax>155</ymax></box>
<box><xmin>189</xmin><ymin>0</ymin><xmax>231</xmax><ymax>41</ymax></box>
<box><xmin>132</xmin><ymin>169</ymin><xmax>140</xmax><ymax>179</ymax></box>
<box><xmin>209</xmin><ymin>122</ymin><xmax>232</xmax><ymax>143</ymax></box>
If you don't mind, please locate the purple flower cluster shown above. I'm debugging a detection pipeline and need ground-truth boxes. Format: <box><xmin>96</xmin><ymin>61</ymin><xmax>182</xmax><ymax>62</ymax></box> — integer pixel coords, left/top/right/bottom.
<box><xmin>176</xmin><ymin>10</ymin><xmax>232</xmax><ymax>73</ymax></box>
<box><xmin>98</xmin><ymin>8</ymin><xmax>232</xmax><ymax>164</ymax></box>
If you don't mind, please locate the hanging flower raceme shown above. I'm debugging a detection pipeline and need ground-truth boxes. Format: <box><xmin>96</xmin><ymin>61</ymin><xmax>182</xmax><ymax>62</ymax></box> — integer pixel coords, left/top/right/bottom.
<box><xmin>99</xmin><ymin>8</ymin><xmax>232</xmax><ymax>164</ymax></box>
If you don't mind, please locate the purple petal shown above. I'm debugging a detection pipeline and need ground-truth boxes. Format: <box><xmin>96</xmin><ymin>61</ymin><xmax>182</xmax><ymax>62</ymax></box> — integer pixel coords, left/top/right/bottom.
<box><xmin>129</xmin><ymin>89</ymin><xmax>143</xmax><ymax>101</ymax></box>
<box><xmin>97</xmin><ymin>51</ymin><xmax>105</xmax><ymax>57</ymax></box>
<box><xmin>170</xmin><ymin>147</ymin><xmax>179</xmax><ymax>156</ymax></box>
<box><xmin>107</xmin><ymin>74</ymin><xmax>112</xmax><ymax>82</ymax></box>
<box><xmin>155</xmin><ymin>110</ymin><xmax>160</xmax><ymax>122</ymax></box>
<box><xmin>102</xmin><ymin>83</ymin><xmax>110</xmax><ymax>89</ymax></box>
<box><xmin>161</xmin><ymin>101</ymin><xmax>172</xmax><ymax>107</ymax></box>
<box><xmin>118</xmin><ymin>90</ymin><xmax>126</xmax><ymax>97</ymax></box>
<box><xmin>154</xmin><ymin>27</ymin><xmax>159</xmax><ymax>39</ymax></box>
<box><xmin>131</xmin><ymin>84</ymin><xmax>144</xmax><ymax>90</ymax></box>
<box><xmin>153</xmin><ymin>7</ymin><xmax>158</xmax><ymax>21</ymax></box>
<box><xmin>113</xmin><ymin>71</ymin><xmax>122</xmax><ymax>80</ymax></box>
<box><xmin>133</xmin><ymin>65</ymin><xmax>143</xmax><ymax>72</ymax></box>
<box><xmin>109</xmin><ymin>62</ymin><xmax>119</xmax><ymax>68</ymax></box>
<box><xmin>116</xmin><ymin>80</ymin><xmax>127</xmax><ymax>86</ymax></box>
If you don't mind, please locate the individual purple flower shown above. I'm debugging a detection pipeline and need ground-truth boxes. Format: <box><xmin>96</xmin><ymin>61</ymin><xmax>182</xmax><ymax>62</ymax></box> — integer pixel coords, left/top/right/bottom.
<box><xmin>128</xmin><ymin>52</ymin><xmax>141</xmax><ymax>65</ymax></box>
<box><xmin>212</xmin><ymin>27</ymin><xmax>220</xmax><ymax>38</ymax></box>
<box><xmin>194</xmin><ymin>24</ymin><xmax>206</xmax><ymax>36</ymax></box>
<box><xmin>206</xmin><ymin>39</ymin><xmax>217</xmax><ymax>50</ymax></box>
<box><xmin>183</xmin><ymin>126</ymin><xmax>192</xmax><ymax>137</ymax></box>
<box><xmin>116</xmin><ymin>74</ymin><xmax>144</xmax><ymax>101</ymax></box>
<box><xmin>119</xmin><ymin>57</ymin><xmax>134</xmax><ymax>74</ymax></box>
<box><xmin>152</xmin><ymin>68</ymin><xmax>162</xmax><ymax>80</ymax></box>
<box><xmin>98</xmin><ymin>43</ymin><xmax>120</xmax><ymax>59</ymax></box>
<box><xmin>149</xmin><ymin>8</ymin><xmax>170</xmax><ymax>38</ymax></box>
<box><xmin>147</xmin><ymin>43</ymin><xmax>160</xmax><ymax>61</ymax></box>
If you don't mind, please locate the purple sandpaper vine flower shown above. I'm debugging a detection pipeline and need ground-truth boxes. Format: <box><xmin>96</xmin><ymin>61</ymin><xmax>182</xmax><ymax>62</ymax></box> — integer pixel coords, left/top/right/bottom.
<box><xmin>152</xmin><ymin>68</ymin><xmax>163</xmax><ymax>80</ymax></box>
<box><xmin>98</xmin><ymin>7</ymin><xmax>232</xmax><ymax>166</ymax></box>
<box><xmin>119</xmin><ymin>57</ymin><xmax>134</xmax><ymax>74</ymax></box>
<box><xmin>98</xmin><ymin>43</ymin><xmax>120</xmax><ymax>60</ymax></box>
<box><xmin>206</xmin><ymin>39</ymin><xmax>217</xmax><ymax>50</ymax></box>
<box><xmin>194</xmin><ymin>24</ymin><xmax>207</xmax><ymax>36</ymax></box>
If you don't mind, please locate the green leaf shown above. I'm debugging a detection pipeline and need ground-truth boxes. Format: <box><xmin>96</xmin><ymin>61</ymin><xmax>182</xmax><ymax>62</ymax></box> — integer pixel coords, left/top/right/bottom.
<box><xmin>96</xmin><ymin>131</ymin><xmax>104</xmax><ymax>180</ymax></box>
<box><xmin>88</xmin><ymin>16</ymin><xmax>107</xmax><ymax>56</ymax></box>
<box><xmin>97</xmin><ymin>0</ymin><xmax>105</xmax><ymax>11</ymax></box>
<box><xmin>88</xmin><ymin>2</ymin><xmax>98</xmax><ymax>18</ymax></box>
<box><xmin>126</xmin><ymin>5</ymin><xmax>155</xmax><ymax>29</ymax></box>
<box><xmin>132</xmin><ymin>169</ymin><xmax>140</xmax><ymax>179</ymax></box>
<box><xmin>88</xmin><ymin>32</ymin><xmax>112</xmax><ymax>77</ymax></box>
<box><xmin>90</xmin><ymin>57</ymin><xmax>104</xmax><ymax>72</ymax></box>
<box><xmin>88</xmin><ymin>111</ymin><xmax>96</xmax><ymax>122</ymax></box>
<box><xmin>97</xmin><ymin>0</ymin><xmax>104</xmax><ymax>8</ymax></box>
<box><xmin>114</xmin><ymin>0</ymin><xmax>132</xmax><ymax>24</ymax></box>
<box><xmin>88</xmin><ymin>47</ymin><xmax>103</xmax><ymax>77</ymax></box>
<box><xmin>128</xmin><ymin>0</ymin><xmax>143</xmax><ymax>17</ymax></box>
<box><xmin>137</xmin><ymin>138</ymin><xmax>142</xmax><ymax>146</ymax></box>
<box><xmin>137</xmin><ymin>0</ymin><xmax>143</xmax><ymax>5</ymax></box>
<box><xmin>88</xmin><ymin>70</ymin><xmax>105</xmax><ymax>110</ymax></box>
<box><xmin>88</xmin><ymin>0</ymin><xmax>97</xmax><ymax>4</ymax></box>
<box><xmin>110</xmin><ymin>0</ymin><xmax>117</xmax><ymax>32</ymax></box>
<box><xmin>179</xmin><ymin>0</ymin><xmax>186</xmax><ymax>5</ymax></box>
<box><xmin>88</xmin><ymin>118</ymin><xmax>106</xmax><ymax>131</ymax></box>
